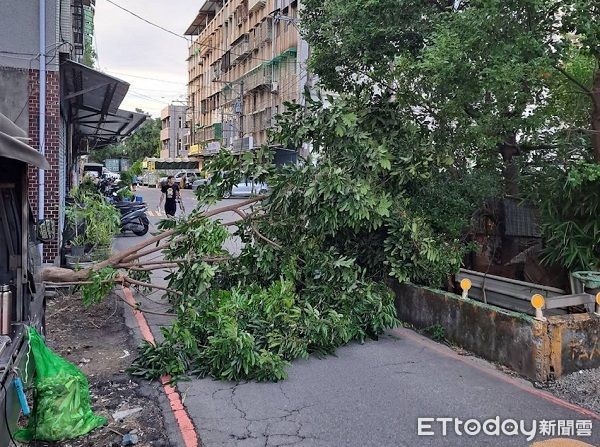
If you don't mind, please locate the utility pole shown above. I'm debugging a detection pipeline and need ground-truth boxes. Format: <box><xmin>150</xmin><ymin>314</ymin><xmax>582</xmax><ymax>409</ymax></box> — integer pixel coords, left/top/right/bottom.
<box><xmin>221</xmin><ymin>108</ymin><xmax>225</xmax><ymax>147</ymax></box>
<box><xmin>190</xmin><ymin>93</ymin><xmax>195</xmax><ymax>149</ymax></box>
<box><xmin>239</xmin><ymin>80</ymin><xmax>244</xmax><ymax>139</ymax></box>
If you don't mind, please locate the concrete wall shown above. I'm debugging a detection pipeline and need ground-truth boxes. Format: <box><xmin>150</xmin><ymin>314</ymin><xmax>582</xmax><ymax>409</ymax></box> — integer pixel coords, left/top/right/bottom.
<box><xmin>0</xmin><ymin>0</ymin><xmax>59</xmax><ymax>71</ymax></box>
<box><xmin>549</xmin><ymin>314</ymin><xmax>600</xmax><ymax>377</ymax></box>
<box><xmin>392</xmin><ymin>282</ymin><xmax>600</xmax><ymax>382</ymax></box>
<box><xmin>0</xmin><ymin>67</ymin><xmax>29</xmax><ymax>130</ymax></box>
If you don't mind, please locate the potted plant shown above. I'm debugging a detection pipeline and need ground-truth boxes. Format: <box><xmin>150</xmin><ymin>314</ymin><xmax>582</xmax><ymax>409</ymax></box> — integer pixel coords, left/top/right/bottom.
<box><xmin>116</xmin><ymin>186</ymin><xmax>134</xmax><ymax>202</ymax></box>
<box><xmin>70</xmin><ymin>234</ymin><xmax>86</xmax><ymax>257</ymax></box>
<box><xmin>65</xmin><ymin>188</ymin><xmax>120</xmax><ymax>267</ymax></box>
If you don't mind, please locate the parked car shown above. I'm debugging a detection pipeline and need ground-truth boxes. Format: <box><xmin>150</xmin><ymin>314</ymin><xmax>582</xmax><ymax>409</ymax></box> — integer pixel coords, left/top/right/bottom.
<box><xmin>224</xmin><ymin>179</ymin><xmax>269</xmax><ymax>198</ymax></box>
<box><xmin>102</xmin><ymin>168</ymin><xmax>119</xmax><ymax>180</ymax></box>
<box><xmin>83</xmin><ymin>162</ymin><xmax>103</xmax><ymax>178</ymax></box>
<box><xmin>140</xmin><ymin>171</ymin><xmax>159</xmax><ymax>187</ymax></box>
<box><xmin>191</xmin><ymin>177</ymin><xmax>211</xmax><ymax>191</ymax></box>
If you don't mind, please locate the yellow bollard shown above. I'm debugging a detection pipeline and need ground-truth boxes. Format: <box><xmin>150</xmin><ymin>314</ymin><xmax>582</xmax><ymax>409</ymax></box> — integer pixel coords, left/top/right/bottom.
<box><xmin>460</xmin><ymin>278</ymin><xmax>472</xmax><ymax>300</ymax></box>
<box><xmin>531</xmin><ymin>294</ymin><xmax>546</xmax><ymax>321</ymax></box>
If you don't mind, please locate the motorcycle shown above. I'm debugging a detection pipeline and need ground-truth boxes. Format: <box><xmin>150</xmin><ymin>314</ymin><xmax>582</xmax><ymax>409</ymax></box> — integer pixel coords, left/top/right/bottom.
<box><xmin>114</xmin><ymin>201</ymin><xmax>149</xmax><ymax>236</ymax></box>
<box><xmin>98</xmin><ymin>177</ymin><xmax>121</xmax><ymax>200</ymax></box>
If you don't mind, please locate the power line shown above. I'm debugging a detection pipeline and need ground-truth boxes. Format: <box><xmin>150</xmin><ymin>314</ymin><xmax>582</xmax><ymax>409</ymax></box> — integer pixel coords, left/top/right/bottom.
<box><xmin>128</xmin><ymin>92</ymin><xmax>172</xmax><ymax>105</ymax></box>
<box><xmin>103</xmin><ymin>70</ymin><xmax>187</xmax><ymax>85</ymax></box>
<box><xmin>104</xmin><ymin>0</ymin><xmax>299</xmax><ymax>67</ymax></box>
<box><xmin>105</xmin><ymin>0</ymin><xmax>185</xmax><ymax>41</ymax></box>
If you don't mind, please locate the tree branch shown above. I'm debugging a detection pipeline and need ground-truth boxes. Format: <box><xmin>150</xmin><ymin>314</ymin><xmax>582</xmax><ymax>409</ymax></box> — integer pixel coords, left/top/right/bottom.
<box><xmin>42</xmin><ymin>196</ymin><xmax>265</xmax><ymax>283</ymax></box>
<box><xmin>555</xmin><ymin>66</ymin><xmax>594</xmax><ymax>98</ymax></box>
<box><xmin>121</xmin><ymin>276</ymin><xmax>183</xmax><ymax>296</ymax></box>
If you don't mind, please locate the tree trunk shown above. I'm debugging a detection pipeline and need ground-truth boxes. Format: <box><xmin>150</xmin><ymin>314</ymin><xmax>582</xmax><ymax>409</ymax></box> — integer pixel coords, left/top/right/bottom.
<box><xmin>498</xmin><ymin>133</ymin><xmax>520</xmax><ymax>197</ymax></box>
<box><xmin>592</xmin><ymin>66</ymin><xmax>600</xmax><ymax>163</ymax></box>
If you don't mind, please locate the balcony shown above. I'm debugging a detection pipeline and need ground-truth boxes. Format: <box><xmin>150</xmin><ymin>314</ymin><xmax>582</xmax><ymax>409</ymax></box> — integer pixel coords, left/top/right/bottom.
<box><xmin>160</xmin><ymin>127</ymin><xmax>170</xmax><ymax>141</ymax></box>
<box><xmin>212</xmin><ymin>61</ymin><xmax>222</xmax><ymax>81</ymax></box>
<box><xmin>257</xmin><ymin>18</ymin><xmax>272</xmax><ymax>47</ymax></box>
<box><xmin>199</xmin><ymin>37</ymin><xmax>213</xmax><ymax>57</ymax></box>
<box><xmin>231</xmin><ymin>35</ymin><xmax>250</xmax><ymax>65</ymax></box>
<box><xmin>243</xmin><ymin>64</ymin><xmax>272</xmax><ymax>91</ymax></box>
<box><xmin>198</xmin><ymin>122</ymin><xmax>223</xmax><ymax>142</ymax></box>
<box><xmin>248</xmin><ymin>0</ymin><xmax>266</xmax><ymax>13</ymax></box>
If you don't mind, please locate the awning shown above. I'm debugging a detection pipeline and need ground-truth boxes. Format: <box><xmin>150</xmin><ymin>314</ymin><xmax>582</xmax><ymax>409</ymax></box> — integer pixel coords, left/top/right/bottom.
<box><xmin>61</xmin><ymin>60</ymin><xmax>146</xmax><ymax>149</ymax></box>
<box><xmin>0</xmin><ymin>113</ymin><xmax>49</xmax><ymax>169</ymax></box>
<box><xmin>73</xmin><ymin>108</ymin><xmax>147</xmax><ymax>149</ymax></box>
<box><xmin>62</xmin><ymin>60</ymin><xmax>129</xmax><ymax>116</ymax></box>
<box><xmin>184</xmin><ymin>0</ymin><xmax>221</xmax><ymax>35</ymax></box>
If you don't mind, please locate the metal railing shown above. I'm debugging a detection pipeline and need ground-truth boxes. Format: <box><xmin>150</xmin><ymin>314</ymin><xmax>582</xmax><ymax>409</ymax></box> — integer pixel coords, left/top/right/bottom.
<box><xmin>456</xmin><ymin>268</ymin><xmax>600</xmax><ymax>318</ymax></box>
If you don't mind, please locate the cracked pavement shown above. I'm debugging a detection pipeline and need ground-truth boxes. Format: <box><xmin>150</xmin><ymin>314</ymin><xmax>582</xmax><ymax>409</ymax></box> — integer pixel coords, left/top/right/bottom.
<box><xmin>176</xmin><ymin>334</ymin><xmax>599</xmax><ymax>447</ymax></box>
<box><xmin>116</xmin><ymin>188</ymin><xmax>600</xmax><ymax>447</ymax></box>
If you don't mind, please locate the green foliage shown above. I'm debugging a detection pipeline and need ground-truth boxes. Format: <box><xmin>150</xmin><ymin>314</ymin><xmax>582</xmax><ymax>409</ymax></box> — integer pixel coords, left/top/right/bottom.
<box><xmin>131</xmin><ymin>92</ymin><xmax>490</xmax><ymax>382</ymax></box>
<box><xmin>88</xmin><ymin>116</ymin><xmax>159</xmax><ymax>164</ymax></box>
<box><xmin>127</xmin><ymin>0</ymin><xmax>600</xmax><ymax>384</ymax></box>
<box><xmin>130</xmin><ymin>161</ymin><xmax>144</xmax><ymax>176</ymax></box>
<box><xmin>80</xmin><ymin>267</ymin><xmax>118</xmax><ymax>306</ymax></box>
<box><xmin>301</xmin><ymin>0</ymin><xmax>600</xmax><ymax>167</ymax></box>
<box><xmin>300</xmin><ymin>0</ymin><xmax>600</xmax><ymax>276</ymax></box>
<box><xmin>120</xmin><ymin>170</ymin><xmax>134</xmax><ymax>186</ymax></box>
<box><xmin>132</xmin><ymin>273</ymin><xmax>397</xmax><ymax>382</ymax></box>
<box><xmin>123</xmin><ymin>117</ymin><xmax>160</xmax><ymax>163</ymax></box>
<box><xmin>116</xmin><ymin>186</ymin><xmax>134</xmax><ymax>201</ymax></box>
<box><xmin>423</xmin><ymin>324</ymin><xmax>446</xmax><ymax>342</ymax></box>
<box><xmin>66</xmin><ymin>189</ymin><xmax>120</xmax><ymax>247</ymax></box>
<box><xmin>535</xmin><ymin>163</ymin><xmax>600</xmax><ymax>270</ymax></box>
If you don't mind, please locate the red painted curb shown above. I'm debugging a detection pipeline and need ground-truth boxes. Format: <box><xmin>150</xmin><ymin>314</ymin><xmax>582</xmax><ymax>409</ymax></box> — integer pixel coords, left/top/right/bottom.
<box><xmin>391</xmin><ymin>327</ymin><xmax>600</xmax><ymax>421</ymax></box>
<box><xmin>122</xmin><ymin>286</ymin><xmax>200</xmax><ymax>447</ymax></box>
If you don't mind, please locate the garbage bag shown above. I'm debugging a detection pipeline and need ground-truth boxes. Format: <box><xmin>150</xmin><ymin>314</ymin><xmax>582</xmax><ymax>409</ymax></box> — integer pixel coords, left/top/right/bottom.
<box><xmin>14</xmin><ymin>327</ymin><xmax>106</xmax><ymax>441</ymax></box>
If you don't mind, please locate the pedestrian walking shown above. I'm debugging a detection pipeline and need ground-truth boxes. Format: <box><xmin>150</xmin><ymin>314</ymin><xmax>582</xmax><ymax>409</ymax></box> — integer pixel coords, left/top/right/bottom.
<box><xmin>158</xmin><ymin>175</ymin><xmax>181</xmax><ymax>217</ymax></box>
<box><xmin>132</xmin><ymin>174</ymin><xmax>138</xmax><ymax>191</ymax></box>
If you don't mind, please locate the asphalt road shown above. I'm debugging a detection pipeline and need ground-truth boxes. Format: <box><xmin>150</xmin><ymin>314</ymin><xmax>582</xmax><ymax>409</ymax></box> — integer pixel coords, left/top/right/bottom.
<box><xmin>115</xmin><ymin>187</ymin><xmax>599</xmax><ymax>447</ymax></box>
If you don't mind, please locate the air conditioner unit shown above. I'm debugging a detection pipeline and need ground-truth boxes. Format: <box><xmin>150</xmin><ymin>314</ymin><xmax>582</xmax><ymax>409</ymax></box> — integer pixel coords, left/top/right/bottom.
<box><xmin>207</xmin><ymin>141</ymin><xmax>221</xmax><ymax>154</ymax></box>
<box><xmin>271</xmin><ymin>82</ymin><xmax>279</xmax><ymax>93</ymax></box>
<box><xmin>233</xmin><ymin>136</ymin><xmax>254</xmax><ymax>153</ymax></box>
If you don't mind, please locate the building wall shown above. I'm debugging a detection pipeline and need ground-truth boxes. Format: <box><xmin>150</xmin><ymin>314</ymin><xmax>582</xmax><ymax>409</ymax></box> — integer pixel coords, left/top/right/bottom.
<box><xmin>0</xmin><ymin>0</ymin><xmax>65</xmax><ymax>262</ymax></box>
<box><xmin>27</xmin><ymin>69</ymin><xmax>61</xmax><ymax>262</ymax></box>
<box><xmin>0</xmin><ymin>0</ymin><xmax>60</xmax><ymax>71</ymax></box>
<box><xmin>160</xmin><ymin>104</ymin><xmax>189</xmax><ymax>158</ymax></box>
<box><xmin>187</xmin><ymin>0</ymin><xmax>306</xmax><ymax>152</ymax></box>
<box><xmin>0</xmin><ymin>67</ymin><xmax>30</xmax><ymax>130</ymax></box>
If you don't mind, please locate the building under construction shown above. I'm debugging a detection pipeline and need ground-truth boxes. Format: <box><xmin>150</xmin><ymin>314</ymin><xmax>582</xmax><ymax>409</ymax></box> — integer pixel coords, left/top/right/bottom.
<box><xmin>185</xmin><ymin>0</ymin><xmax>310</xmax><ymax>159</ymax></box>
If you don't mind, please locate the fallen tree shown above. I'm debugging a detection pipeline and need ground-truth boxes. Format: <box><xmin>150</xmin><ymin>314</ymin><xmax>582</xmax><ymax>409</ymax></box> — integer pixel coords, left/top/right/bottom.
<box><xmin>41</xmin><ymin>196</ymin><xmax>263</xmax><ymax>284</ymax></box>
<box><xmin>44</xmin><ymin>91</ymin><xmax>496</xmax><ymax>382</ymax></box>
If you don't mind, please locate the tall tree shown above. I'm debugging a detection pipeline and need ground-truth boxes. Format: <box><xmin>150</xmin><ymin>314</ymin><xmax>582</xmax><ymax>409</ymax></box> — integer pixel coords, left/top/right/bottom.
<box><xmin>122</xmin><ymin>116</ymin><xmax>160</xmax><ymax>162</ymax></box>
<box><xmin>302</xmin><ymin>0</ymin><xmax>600</xmax><ymax>175</ymax></box>
<box><xmin>89</xmin><ymin>115</ymin><xmax>160</xmax><ymax>164</ymax></box>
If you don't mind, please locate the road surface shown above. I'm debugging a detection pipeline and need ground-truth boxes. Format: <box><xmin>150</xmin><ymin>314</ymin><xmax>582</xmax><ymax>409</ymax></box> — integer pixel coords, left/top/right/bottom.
<box><xmin>115</xmin><ymin>186</ymin><xmax>599</xmax><ymax>447</ymax></box>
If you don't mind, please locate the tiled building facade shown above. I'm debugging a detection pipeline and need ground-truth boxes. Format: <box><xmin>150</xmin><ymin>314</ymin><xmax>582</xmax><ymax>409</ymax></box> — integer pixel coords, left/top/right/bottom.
<box><xmin>186</xmin><ymin>0</ymin><xmax>310</xmax><ymax>157</ymax></box>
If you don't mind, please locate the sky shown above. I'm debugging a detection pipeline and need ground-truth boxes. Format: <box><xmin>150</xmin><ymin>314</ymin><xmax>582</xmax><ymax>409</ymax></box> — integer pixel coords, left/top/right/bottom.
<box><xmin>94</xmin><ymin>0</ymin><xmax>200</xmax><ymax>116</ymax></box>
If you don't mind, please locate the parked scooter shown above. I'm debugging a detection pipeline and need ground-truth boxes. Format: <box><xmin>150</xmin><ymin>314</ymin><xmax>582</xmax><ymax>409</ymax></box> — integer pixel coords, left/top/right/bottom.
<box><xmin>98</xmin><ymin>177</ymin><xmax>121</xmax><ymax>200</ymax></box>
<box><xmin>114</xmin><ymin>201</ymin><xmax>149</xmax><ymax>236</ymax></box>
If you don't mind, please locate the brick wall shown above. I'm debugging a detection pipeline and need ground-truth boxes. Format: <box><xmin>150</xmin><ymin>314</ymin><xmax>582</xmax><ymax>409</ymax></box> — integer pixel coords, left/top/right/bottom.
<box><xmin>28</xmin><ymin>69</ymin><xmax>61</xmax><ymax>262</ymax></box>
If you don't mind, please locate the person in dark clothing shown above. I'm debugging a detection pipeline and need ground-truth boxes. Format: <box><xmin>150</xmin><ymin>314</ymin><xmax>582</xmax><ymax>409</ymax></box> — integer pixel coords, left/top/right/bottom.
<box><xmin>158</xmin><ymin>175</ymin><xmax>181</xmax><ymax>216</ymax></box>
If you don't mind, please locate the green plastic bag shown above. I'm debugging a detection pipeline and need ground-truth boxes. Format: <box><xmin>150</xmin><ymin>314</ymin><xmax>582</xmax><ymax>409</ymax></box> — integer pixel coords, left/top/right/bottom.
<box><xmin>14</xmin><ymin>327</ymin><xmax>106</xmax><ymax>441</ymax></box>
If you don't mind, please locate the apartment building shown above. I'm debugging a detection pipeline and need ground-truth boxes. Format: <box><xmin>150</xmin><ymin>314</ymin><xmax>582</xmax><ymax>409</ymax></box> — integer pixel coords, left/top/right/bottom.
<box><xmin>82</xmin><ymin>0</ymin><xmax>96</xmax><ymax>66</ymax></box>
<box><xmin>185</xmin><ymin>0</ymin><xmax>309</xmax><ymax>158</ymax></box>
<box><xmin>160</xmin><ymin>104</ymin><xmax>190</xmax><ymax>158</ymax></box>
